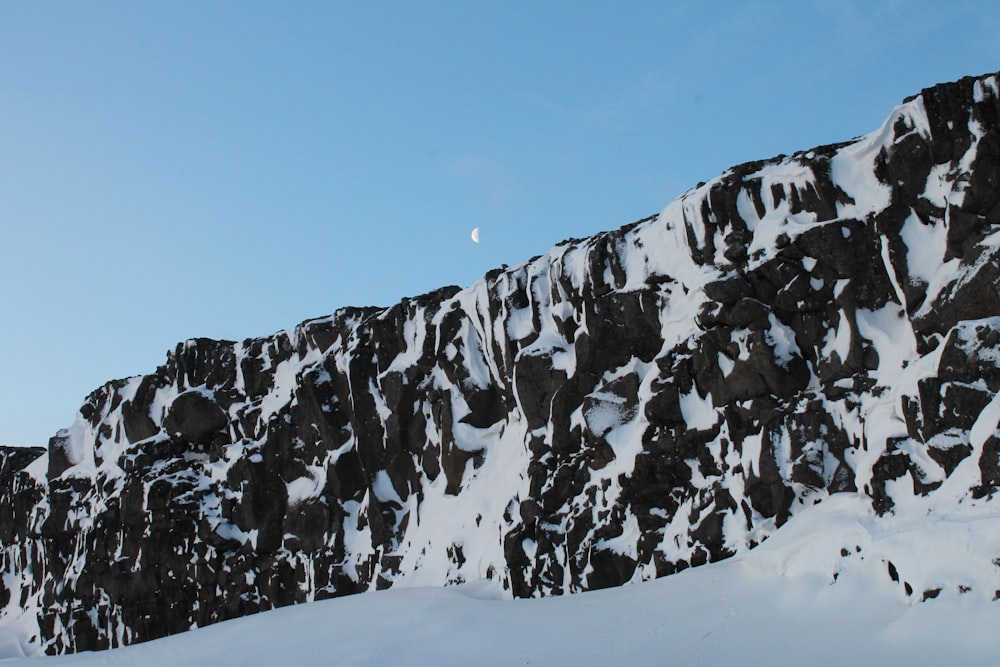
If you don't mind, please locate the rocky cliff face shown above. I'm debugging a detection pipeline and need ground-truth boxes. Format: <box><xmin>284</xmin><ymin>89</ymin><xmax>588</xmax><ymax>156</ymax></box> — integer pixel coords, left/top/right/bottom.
<box><xmin>2</xmin><ymin>72</ymin><xmax>1000</xmax><ymax>654</ymax></box>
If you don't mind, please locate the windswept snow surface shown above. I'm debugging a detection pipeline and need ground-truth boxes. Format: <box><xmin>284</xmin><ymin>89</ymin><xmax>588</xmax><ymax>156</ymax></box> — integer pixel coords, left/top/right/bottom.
<box><xmin>3</xmin><ymin>493</ymin><xmax>999</xmax><ymax>666</ymax></box>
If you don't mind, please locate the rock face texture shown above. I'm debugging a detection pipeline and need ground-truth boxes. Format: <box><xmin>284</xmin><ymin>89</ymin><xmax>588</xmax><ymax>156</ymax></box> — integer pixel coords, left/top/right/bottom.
<box><xmin>3</xmin><ymin>72</ymin><xmax>1000</xmax><ymax>653</ymax></box>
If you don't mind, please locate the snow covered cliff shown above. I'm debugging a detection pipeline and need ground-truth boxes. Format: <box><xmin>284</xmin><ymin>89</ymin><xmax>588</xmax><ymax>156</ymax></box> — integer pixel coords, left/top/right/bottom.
<box><xmin>2</xmin><ymin>71</ymin><xmax>1000</xmax><ymax>654</ymax></box>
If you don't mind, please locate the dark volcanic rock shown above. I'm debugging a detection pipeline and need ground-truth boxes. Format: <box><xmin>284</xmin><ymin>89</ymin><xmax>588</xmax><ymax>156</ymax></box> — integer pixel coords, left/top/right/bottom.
<box><xmin>162</xmin><ymin>390</ymin><xmax>228</xmax><ymax>446</ymax></box>
<box><xmin>4</xmin><ymin>71</ymin><xmax>1000</xmax><ymax>654</ymax></box>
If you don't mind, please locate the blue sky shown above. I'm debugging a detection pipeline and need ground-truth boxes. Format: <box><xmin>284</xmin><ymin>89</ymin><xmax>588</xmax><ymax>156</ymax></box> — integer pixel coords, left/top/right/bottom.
<box><xmin>2</xmin><ymin>1</ymin><xmax>998</xmax><ymax>446</ymax></box>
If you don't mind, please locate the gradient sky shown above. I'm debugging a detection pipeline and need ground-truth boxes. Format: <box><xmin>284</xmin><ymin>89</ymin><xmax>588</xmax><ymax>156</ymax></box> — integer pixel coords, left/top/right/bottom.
<box><xmin>2</xmin><ymin>1</ymin><xmax>999</xmax><ymax>447</ymax></box>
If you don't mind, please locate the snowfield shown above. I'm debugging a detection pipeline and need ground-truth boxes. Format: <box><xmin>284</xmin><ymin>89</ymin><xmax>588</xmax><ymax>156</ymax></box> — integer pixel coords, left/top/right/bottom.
<box><xmin>3</xmin><ymin>492</ymin><xmax>999</xmax><ymax>666</ymax></box>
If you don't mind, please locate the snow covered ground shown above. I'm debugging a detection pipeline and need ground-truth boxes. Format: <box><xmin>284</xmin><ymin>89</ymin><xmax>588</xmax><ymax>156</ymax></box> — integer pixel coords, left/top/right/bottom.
<box><xmin>3</xmin><ymin>493</ymin><xmax>998</xmax><ymax>666</ymax></box>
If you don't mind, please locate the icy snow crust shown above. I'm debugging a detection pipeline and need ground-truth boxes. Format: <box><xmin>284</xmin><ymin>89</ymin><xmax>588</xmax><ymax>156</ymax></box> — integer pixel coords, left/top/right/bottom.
<box><xmin>3</xmin><ymin>72</ymin><xmax>1000</xmax><ymax>655</ymax></box>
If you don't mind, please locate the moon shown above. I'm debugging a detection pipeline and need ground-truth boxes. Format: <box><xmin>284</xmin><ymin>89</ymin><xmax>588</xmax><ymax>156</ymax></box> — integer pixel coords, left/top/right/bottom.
<box><xmin>471</xmin><ymin>227</ymin><xmax>480</xmax><ymax>243</ymax></box>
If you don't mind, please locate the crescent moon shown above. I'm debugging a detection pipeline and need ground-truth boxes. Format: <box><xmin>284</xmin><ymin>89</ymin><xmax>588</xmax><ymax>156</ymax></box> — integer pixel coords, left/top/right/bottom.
<box><xmin>471</xmin><ymin>227</ymin><xmax>480</xmax><ymax>243</ymax></box>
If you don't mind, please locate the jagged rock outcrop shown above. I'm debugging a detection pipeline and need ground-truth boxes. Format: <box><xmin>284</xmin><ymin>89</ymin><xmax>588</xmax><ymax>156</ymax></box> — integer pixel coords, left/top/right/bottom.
<box><xmin>2</xmin><ymin>71</ymin><xmax>1000</xmax><ymax>653</ymax></box>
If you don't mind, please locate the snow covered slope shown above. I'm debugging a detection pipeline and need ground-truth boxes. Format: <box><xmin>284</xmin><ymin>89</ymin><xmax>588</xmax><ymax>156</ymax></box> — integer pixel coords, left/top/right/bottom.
<box><xmin>2</xmin><ymin>71</ymin><xmax>1000</xmax><ymax>655</ymax></box>
<box><xmin>3</xmin><ymin>496</ymin><xmax>1000</xmax><ymax>665</ymax></box>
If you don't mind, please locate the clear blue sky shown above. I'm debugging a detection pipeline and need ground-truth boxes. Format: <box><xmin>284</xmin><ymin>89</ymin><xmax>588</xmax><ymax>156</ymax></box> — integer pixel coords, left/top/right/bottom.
<box><xmin>2</xmin><ymin>1</ymin><xmax>998</xmax><ymax>446</ymax></box>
